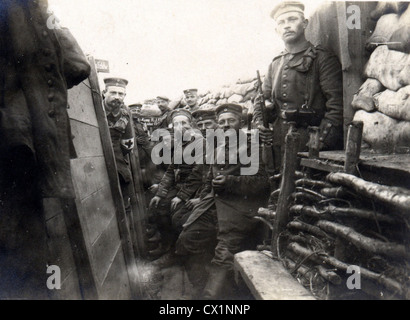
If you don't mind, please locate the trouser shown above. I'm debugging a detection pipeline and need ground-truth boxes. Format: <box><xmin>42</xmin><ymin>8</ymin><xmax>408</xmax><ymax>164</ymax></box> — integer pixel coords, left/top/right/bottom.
<box><xmin>0</xmin><ymin>147</ymin><xmax>48</xmax><ymax>299</ymax></box>
<box><xmin>176</xmin><ymin>207</ymin><xmax>218</xmax><ymax>295</ymax></box>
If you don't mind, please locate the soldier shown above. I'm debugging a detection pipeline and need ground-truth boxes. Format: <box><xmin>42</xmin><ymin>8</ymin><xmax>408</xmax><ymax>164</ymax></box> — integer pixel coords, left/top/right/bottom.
<box><xmin>254</xmin><ymin>1</ymin><xmax>344</xmax><ymax>171</ymax></box>
<box><xmin>103</xmin><ymin>78</ymin><xmax>135</xmax><ymax>214</ymax></box>
<box><xmin>182</xmin><ymin>89</ymin><xmax>200</xmax><ymax>113</ymax></box>
<box><xmin>177</xmin><ymin>104</ymin><xmax>270</xmax><ymax>299</ymax></box>
<box><xmin>155</xmin><ymin>96</ymin><xmax>171</xmax><ymax>129</ymax></box>
<box><xmin>148</xmin><ymin>109</ymin><xmax>204</xmax><ymax>257</ymax></box>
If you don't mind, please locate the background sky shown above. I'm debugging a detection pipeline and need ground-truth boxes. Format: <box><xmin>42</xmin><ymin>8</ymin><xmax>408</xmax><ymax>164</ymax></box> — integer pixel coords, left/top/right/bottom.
<box><xmin>48</xmin><ymin>0</ymin><xmax>326</xmax><ymax>104</ymax></box>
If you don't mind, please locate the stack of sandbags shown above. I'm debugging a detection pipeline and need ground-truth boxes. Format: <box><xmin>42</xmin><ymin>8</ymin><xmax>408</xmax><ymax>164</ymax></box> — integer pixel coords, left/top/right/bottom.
<box><xmin>352</xmin><ymin>2</ymin><xmax>410</xmax><ymax>153</ymax></box>
<box><xmin>198</xmin><ymin>76</ymin><xmax>259</xmax><ymax>112</ymax></box>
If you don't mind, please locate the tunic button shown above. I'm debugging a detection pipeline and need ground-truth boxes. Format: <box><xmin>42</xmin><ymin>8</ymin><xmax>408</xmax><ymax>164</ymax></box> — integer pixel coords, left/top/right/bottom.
<box><xmin>283</xmin><ymin>93</ymin><xmax>287</xmax><ymax>97</ymax></box>
<box><xmin>48</xmin><ymin>109</ymin><xmax>55</xmax><ymax>117</ymax></box>
<box><xmin>284</xmin><ymin>65</ymin><xmax>289</xmax><ymax>70</ymax></box>
<box><xmin>283</xmin><ymin>103</ymin><xmax>288</xmax><ymax>107</ymax></box>
<box><xmin>215</xmin><ymin>194</ymin><xmax>218</xmax><ymax>198</ymax></box>
<box><xmin>45</xmin><ymin>64</ymin><xmax>52</xmax><ymax>72</ymax></box>
<box><xmin>43</xmin><ymin>30</ymin><xmax>48</xmax><ymax>37</ymax></box>
<box><xmin>283</xmin><ymin>74</ymin><xmax>287</xmax><ymax>78</ymax></box>
<box><xmin>47</xmin><ymin>80</ymin><xmax>53</xmax><ymax>87</ymax></box>
<box><xmin>283</xmin><ymin>84</ymin><xmax>287</xmax><ymax>88</ymax></box>
<box><xmin>48</xmin><ymin>92</ymin><xmax>54</xmax><ymax>101</ymax></box>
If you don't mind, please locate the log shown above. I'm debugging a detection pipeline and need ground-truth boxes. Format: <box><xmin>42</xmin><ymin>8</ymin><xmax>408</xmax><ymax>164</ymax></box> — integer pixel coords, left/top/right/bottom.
<box><xmin>290</xmin><ymin>205</ymin><xmax>399</xmax><ymax>224</ymax></box>
<box><xmin>272</xmin><ymin>130</ymin><xmax>300</xmax><ymax>253</ymax></box>
<box><xmin>296</xmin><ymin>187</ymin><xmax>327</xmax><ymax>200</ymax></box>
<box><xmin>292</xmin><ymin>192</ymin><xmax>324</xmax><ymax>203</ymax></box>
<box><xmin>316</xmin><ymin>265</ymin><xmax>342</xmax><ymax>285</ymax></box>
<box><xmin>287</xmin><ymin>221</ymin><xmax>330</xmax><ymax>239</ymax></box>
<box><xmin>295</xmin><ymin>178</ymin><xmax>333</xmax><ymax>189</ymax></box>
<box><xmin>257</xmin><ymin>207</ymin><xmax>276</xmax><ymax>219</ymax></box>
<box><xmin>320</xmin><ymin>187</ymin><xmax>349</xmax><ymax>198</ymax></box>
<box><xmin>327</xmin><ymin>172</ymin><xmax>410</xmax><ymax>214</ymax></box>
<box><xmin>287</xmin><ymin>242</ymin><xmax>405</xmax><ymax>297</ymax></box>
<box><xmin>316</xmin><ymin>220</ymin><xmax>407</xmax><ymax>259</ymax></box>
<box><xmin>344</xmin><ymin>121</ymin><xmax>363</xmax><ymax>175</ymax></box>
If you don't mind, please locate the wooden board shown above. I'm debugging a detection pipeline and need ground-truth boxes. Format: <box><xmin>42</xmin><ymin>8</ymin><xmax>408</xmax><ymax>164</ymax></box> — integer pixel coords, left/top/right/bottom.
<box><xmin>70</xmin><ymin>120</ymin><xmax>104</xmax><ymax>158</ymax></box>
<box><xmin>234</xmin><ymin>251</ymin><xmax>315</xmax><ymax>300</ymax></box>
<box><xmin>67</xmin><ymin>80</ymin><xmax>99</xmax><ymax>127</ymax></box>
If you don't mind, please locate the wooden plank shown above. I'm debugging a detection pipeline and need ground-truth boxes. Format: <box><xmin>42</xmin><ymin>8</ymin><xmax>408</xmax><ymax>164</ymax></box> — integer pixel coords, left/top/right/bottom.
<box><xmin>90</xmin><ymin>216</ymin><xmax>122</xmax><ymax>286</ymax></box>
<box><xmin>68</xmin><ymin>80</ymin><xmax>99</xmax><ymax>127</ymax></box>
<box><xmin>100</xmin><ymin>245</ymin><xmax>132</xmax><ymax>300</ymax></box>
<box><xmin>300</xmin><ymin>158</ymin><xmax>345</xmax><ymax>173</ymax></box>
<box><xmin>70</xmin><ymin>156</ymin><xmax>110</xmax><ymax>201</ymax></box>
<box><xmin>60</xmin><ymin>198</ymin><xmax>99</xmax><ymax>299</ymax></box>
<box><xmin>79</xmin><ymin>184</ymin><xmax>116</xmax><ymax>245</ymax></box>
<box><xmin>87</xmin><ymin>56</ymin><xmax>140</xmax><ymax>299</ymax></box>
<box><xmin>46</xmin><ymin>212</ymin><xmax>78</xmax><ymax>284</ymax></box>
<box><xmin>234</xmin><ymin>251</ymin><xmax>315</xmax><ymax>300</ymax></box>
<box><xmin>70</xmin><ymin>120</ymin><xmax>104</xmax><ymax>158</ymax></box>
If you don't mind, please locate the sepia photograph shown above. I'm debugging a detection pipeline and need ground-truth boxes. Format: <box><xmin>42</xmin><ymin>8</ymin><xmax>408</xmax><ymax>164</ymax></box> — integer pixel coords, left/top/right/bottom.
<box><xmin>0</xmin><ymin>0</ymin><xmax>409</xmax><ymax>306</ymax></box>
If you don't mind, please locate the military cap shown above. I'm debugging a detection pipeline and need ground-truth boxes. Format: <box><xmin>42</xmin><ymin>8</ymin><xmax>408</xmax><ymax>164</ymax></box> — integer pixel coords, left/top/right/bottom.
<box><xmin>156</xmin><ymin>96</ymin><xmax>170</xmax><ymax>102</ymax></box>
<box><xmin>192</xmin><ymin>107</ymin><xmax>216</xmax><ymax>122</ymax></box>
<box><xmin>270</xmin><ymin>1</ymin><xmax>305</xmax><ymax>20</ymax></box>
<box><xmin>215</xmin><ymin>103</ymin><xmax>243</xmax><ymax>118</ymax></box>
<box><xmin>183</xmin><ymin>89</ymin><xmax>198</xmax><ymax>96</ymax></box>
<box><xmin>104</xmin><ymin>77</ymin><xmax>128</xmax><ymax>88</ymax></box>
<box><xmin>168</xmin><ymin>108</ymin><xmax>193</xmax><ymax>123</ymax></box>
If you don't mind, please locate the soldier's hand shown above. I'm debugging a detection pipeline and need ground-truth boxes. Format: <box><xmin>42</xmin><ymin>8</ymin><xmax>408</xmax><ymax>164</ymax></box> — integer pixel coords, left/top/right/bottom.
<box><xmin>212</xmin><ymin>175</ymin><xmax>227</xmax><ymax>191</ymax></box>
<box><xmin>149</xmin><ymin>196</ymin><xmax>161</xmax><ymax>209</ymax></box>
<box><xmin>171</xmin><ymin>197</ymin><xmax>183</xmax><ymax>211</ymax></box>
<box><xmin>258</xmin><ymin>125</ymin><xmax>274</xmax><ymax>145</ymax></box>
<box><xmin>186</xmin><ymin>198</ymin><xmax>200</xmax><ymax>210</ymax></box>
<box><xmin>149</xmin><ymin>184</ymin><xmax>159</xmax><ymax>194</ymax></box>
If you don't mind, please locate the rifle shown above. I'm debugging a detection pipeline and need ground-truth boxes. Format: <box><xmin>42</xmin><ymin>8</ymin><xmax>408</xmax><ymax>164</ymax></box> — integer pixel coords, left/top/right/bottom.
<box><xmin>256</xmin><ymin>70</ymin><xmax>276</xmax><ymax>182</ymax></box>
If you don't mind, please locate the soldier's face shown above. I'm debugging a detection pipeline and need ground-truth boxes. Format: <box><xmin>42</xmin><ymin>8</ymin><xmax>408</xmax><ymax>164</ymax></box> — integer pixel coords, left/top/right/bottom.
<box><xmin>275</xmin><ymin>12</ymin><xmax>308</xmax><ymax>44</ymax></box>
<box><xmin>197</xmin><ymin>119</ymin><xmax>218</xmax><ymax>134</ymax></box>
<box><xmin>185</xmin><ymin>94</ymin><xmax>198</xmax><ymax>107</ymax></box>
<box><xmin>218</xmin><ymin>113</ymin><xmax>242</xmax><ymax>132</ymax></box>
<box><xmin>157</xmin><ymin>99</ymin><xmax>169</xmax><ymax>113</ymax></box>
<box><xmin>172</xmin><ymin>115</ymin><xmax>192</xmax><ymax>132</ymax></box>
<box><xmin>105</xmin><ymin>86</ymin><xmax>126</xmax><ymax>112</ymax></box>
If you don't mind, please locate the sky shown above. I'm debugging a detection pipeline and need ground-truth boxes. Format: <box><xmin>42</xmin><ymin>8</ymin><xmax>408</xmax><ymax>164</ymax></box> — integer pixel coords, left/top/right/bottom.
<box><xmin>48</xmin><ymin>0</ymin><xmax>326</xmax><ymax>104</ymax></box>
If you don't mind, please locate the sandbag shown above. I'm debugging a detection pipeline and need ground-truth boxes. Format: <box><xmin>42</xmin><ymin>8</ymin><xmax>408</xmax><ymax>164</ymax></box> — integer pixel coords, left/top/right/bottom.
<box><xmin>366</xmin><ymin>14</ymin><xmax>400</xmax><ymax>52</ymax></box>
<box><xmin>373</xmin><ymin>86</ymin><xmax>410</xmax><ymax>121</ymax></box>
<box><xmin>389</xmin><ymin>25</ymin><xmax>410</xmax><ymax>53</ymax></box>
<box><xmin>353</xmin><ymin>110</ymin><xmax>410</xmax><ymax>152</ymax></box>
<box><xmin>227</xmin><ymin>94</ymin><xmax>243</xmax><ymax>104</ymax></box>
<box><xmin>216</xmin><ymin>98</ymin><xmax>228</xmax><ymax>106</ymax></box>
<box><xmin>140</xmin><ymin>104</ymin><xmax>162</xmax><ymax>117</ymax></box>
<box><xmin>364</xmin><ymin>45</ymin><xmax>410</xmax><ymax>90</ymax></box>
<box><xmin>370</xmin><ymin>1</ymin><xmax>409</xmax><ymax>20</ymax></box>
<box><xmin>351</xmin><ymin>78</ymin><xmax>384</xmax><ymax>111</ymax></box>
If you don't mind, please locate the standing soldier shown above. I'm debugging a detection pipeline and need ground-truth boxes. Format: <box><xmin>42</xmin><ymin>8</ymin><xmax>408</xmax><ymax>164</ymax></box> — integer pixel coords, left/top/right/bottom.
<box><xmin>155</xmin><ymin>96</ymin><xmax>171</xmax><ymax>129</ymax></box>
<box><xmin>182</xmin><ymin>89</ymin><xmax>200</xmax><ymax>113</ymax></box>
<box><xmin>103</xmin><ymin>78</ymin><xmax>135</xmax><ymax>214</ymax></box>
<box><xmin>254</xmin><ymin>1</ymin><xmax>344</xmax><ymax>171</ymax></box>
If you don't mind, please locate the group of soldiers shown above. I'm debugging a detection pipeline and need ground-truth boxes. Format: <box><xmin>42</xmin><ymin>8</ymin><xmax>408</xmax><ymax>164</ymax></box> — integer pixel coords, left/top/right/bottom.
<box><xmin>102</xmin><ymin>1</ymin><xmax>344</xmax><ymax>300</ymax></box>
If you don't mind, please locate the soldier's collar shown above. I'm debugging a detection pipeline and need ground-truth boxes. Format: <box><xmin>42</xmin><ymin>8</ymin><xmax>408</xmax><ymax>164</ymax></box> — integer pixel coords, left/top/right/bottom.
<box><xmin>282</xmin><ymin>41</ymin><xmax>313</xmax><ymax>55</ymax></box>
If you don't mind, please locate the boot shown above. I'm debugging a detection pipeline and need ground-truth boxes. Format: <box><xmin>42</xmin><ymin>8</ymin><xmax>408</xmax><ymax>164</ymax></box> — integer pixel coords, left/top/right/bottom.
<box><xmin>202</xmin><ymin>266</ymin><xmax>229</xmax><ymax>300</ymax></box>
<box><xmin>180</xmin><ymin>255</ymin><xmax>209</xmax><ymax>300</ymax></box>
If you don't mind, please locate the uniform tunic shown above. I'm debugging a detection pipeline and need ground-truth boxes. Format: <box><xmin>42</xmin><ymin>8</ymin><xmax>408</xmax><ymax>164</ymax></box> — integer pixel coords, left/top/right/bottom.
<box><xmin>106</xmin><ymin>106</ymin><xmax>134</xmax><ymax>184</ymax></box>
<box><xmin>254</xmin><ymin>42</ymin><xmax>344</xmax><ymax>158</ymax></box>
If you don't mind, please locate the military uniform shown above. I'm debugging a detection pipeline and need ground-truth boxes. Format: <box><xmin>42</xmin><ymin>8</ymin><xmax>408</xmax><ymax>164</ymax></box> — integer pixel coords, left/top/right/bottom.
<box><xmin>254</xmin><ymin>42</ymin><xmax>344</xmax><ymax>168</ymax></box>
<box><xmin>106</xmin><ymin>105</ymin><xmax>134</xmax><ymax>184</ymax></box>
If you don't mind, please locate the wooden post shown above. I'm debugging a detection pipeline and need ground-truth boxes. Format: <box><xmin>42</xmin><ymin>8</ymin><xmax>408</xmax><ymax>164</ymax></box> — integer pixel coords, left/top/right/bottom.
<box><xmin>87</xmin><ymin>56</ymin><xmax>142</xmax><ymax>299</ymax></box>
<box><xmin>308</xmin><ymin>126</ymin><xmax>320</xmax><ymax>159</ymax></box>
<box><xmin>344</xmin><ymin>121</ymin><xmax>363</xmax><ymax>175</ymax></box>
<box><xmin>271</xmin><ymin>126</ymin><xmax>300</xmax><ymax>256</ymax></box>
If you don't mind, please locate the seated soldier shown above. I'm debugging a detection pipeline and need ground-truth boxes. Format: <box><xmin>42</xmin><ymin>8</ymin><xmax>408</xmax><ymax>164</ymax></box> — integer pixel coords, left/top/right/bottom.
<box><xmin>175</xmin><ymin>104</ymin><xmax>270</xmax><ymax>300</ymax></box>
<box><xmin>148</xmin><ymin>109</ymin><xmax>204</xmax><ymax>258</ymax></box>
